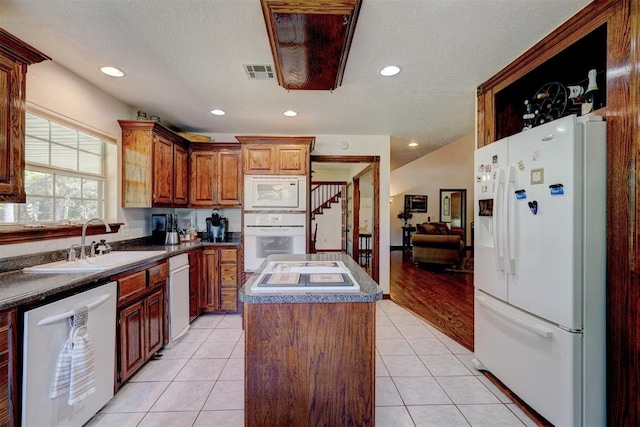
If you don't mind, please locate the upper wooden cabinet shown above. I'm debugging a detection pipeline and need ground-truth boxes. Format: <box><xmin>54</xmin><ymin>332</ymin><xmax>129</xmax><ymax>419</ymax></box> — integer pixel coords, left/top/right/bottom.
<box><xmin>189</xmin><ymin>143</ymin><xmax>241</xmax><ymax>207</ymax></box>
<box><xmin>476</xmin><ymin>1</ymin><xmax>621</xmax><ymax>147</ymax></box>
<box><xmin>0</xmin><ymin>28</ymin><xmax>50</xmax><ymax>202</ymax></box>
<box><xmin>119</xmin><ymin>120</ymin><xmax>189</xmax><ymax>207</ymax></box>
<box><xmin>237</xmin><ymin>136</ymin><xmax>315</xmax><ymax>175</ymax></box>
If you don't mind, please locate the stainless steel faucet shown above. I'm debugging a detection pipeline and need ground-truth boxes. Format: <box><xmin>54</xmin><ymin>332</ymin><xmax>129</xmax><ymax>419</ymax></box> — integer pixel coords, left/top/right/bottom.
<box><xmin>80</xmin><ymin>217</ymin><xmax>111</xmax><ymax>259</ymax></box>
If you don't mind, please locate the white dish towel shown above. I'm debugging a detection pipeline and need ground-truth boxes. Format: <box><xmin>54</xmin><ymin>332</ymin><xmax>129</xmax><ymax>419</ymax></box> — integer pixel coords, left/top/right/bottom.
<box><xmin>50</xmin><ymin>306</ymin><xmax>96</xmax><ymax>405</ymax></box>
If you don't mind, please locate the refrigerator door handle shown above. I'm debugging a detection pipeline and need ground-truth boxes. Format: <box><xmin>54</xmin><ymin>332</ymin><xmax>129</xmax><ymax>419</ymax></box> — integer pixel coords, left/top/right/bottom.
<box><xmin>505</xmin><ymin>165</ymin><xmax>517</xmax><ymax>274</ymax></box>
<box><xmin>494</xmin><ymin>167</ymin><xmax>505</xmax><ymax>271</ymax></box>
<box><xmin>477</xmin><ymin>294</ymin><xmax>554</xmax><ymax>338</ymax></box>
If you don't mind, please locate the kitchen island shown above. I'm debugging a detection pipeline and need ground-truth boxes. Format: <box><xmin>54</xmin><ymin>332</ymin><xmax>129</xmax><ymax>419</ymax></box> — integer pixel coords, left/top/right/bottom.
<box><xmin>239</xmin><ymin>253</ymin><xmax>382</xmax><ymax>427</ymax></box>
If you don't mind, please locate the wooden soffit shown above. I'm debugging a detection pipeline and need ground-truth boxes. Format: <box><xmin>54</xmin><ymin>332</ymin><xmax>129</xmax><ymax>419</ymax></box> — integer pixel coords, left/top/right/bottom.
<box><xmin>259</xmin><ymin>0</ymin><xmax>363</xmax><ymax>91</ymax></box>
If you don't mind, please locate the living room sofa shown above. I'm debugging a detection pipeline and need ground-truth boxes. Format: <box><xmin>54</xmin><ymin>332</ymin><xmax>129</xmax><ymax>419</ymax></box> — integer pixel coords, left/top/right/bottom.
<box><xmin>411</xmin><ymin>222</ymin><xmax>465</xmax><ymax>266</ymax></box>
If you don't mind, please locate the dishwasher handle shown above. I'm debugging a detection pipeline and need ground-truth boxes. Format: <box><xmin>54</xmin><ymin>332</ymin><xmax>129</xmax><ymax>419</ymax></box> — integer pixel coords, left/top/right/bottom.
<box><xmin>37</xmin><ymin>293</ymin><xmax>112</xmax><ymax>326</ymax></box>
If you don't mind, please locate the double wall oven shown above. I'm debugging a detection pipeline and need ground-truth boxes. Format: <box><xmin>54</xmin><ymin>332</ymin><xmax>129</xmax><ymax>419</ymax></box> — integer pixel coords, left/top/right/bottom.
<box><xmin>244</xmin><ymin>175</ymin><xmax>308</xmax><ymax>271</ymax></box>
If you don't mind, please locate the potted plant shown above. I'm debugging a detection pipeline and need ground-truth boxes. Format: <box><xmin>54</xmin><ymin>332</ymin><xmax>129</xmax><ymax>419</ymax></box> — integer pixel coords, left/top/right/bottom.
<box><xmin>397</xmin><ymin>209</ymin><xmax>413</xmax><ymax>227</ymax></box>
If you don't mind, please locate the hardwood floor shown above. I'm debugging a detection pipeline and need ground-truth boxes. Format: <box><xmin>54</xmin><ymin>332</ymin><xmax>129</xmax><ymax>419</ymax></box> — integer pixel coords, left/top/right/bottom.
<box><xmin>389</xmin><ymin>250</ymin><xmax>474</xmax><ymax>350</ymax></box>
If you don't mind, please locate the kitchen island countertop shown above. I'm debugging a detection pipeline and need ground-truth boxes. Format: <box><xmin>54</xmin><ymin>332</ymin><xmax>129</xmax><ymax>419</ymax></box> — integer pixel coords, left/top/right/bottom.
<box><xmin>239</xmin><ymin>253</ymin><xmax>382</xmax><ymax>304</ymax></box>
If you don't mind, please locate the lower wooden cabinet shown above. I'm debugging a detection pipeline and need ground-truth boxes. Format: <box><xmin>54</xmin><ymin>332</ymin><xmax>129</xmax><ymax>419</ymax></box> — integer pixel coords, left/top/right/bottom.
<box><xmin>115</xmin><ymin>261</ymin><xmax>168</xmax><ymax>385</ymax></box>
<box><xmin>202</xmin><ymin>247</ymin><xmax>239</xmax><ymax>313</ymax></box>
<box><xmin>118</xmin><ymin>301</ymin><xmax>145</xmax><ymax>382</ymax></box>
<box><xmin>188</xmin><ymin>249</ymin><xmax>203</xmax><ymax>322</ymax></box>
<box><xmin>0</xmin><ymin>310</ymin><xmax>15</xmax><ymax>427</ymax></box>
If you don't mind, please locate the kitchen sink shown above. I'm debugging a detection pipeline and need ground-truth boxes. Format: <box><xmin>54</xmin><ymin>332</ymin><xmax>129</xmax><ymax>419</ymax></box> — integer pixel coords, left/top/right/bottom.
<box><xmin>23</xmin><ymin>250</ymin><xmax>166</xmax><ymax>273</ymax></box>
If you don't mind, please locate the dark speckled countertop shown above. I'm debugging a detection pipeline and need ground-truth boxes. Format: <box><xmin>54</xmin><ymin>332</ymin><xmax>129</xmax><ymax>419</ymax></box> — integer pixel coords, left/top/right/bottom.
<box><xmin>0</xmin><ymin>237</ymin><xmax>240</xmax><ymax>311</ymax></box>
<box><xmin>240</xmin><ymin>253</ymin><xmax>382</xmax><ymax>304</ymax></box>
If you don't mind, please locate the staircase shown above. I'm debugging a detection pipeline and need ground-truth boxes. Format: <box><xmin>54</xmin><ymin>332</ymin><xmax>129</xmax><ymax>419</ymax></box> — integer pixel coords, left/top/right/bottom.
<box><xmin>311</xmin><ymin>182</ymin><xmax>343</xmax><ymax>219</ymax></box>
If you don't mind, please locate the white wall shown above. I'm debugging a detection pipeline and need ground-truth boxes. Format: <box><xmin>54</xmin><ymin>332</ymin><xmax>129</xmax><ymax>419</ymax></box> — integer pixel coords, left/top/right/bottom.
<box><xmin>314</xmin><ymin>135</ymin><xmax>391</xmax><ymax>293</ymax></box>
<box><xmin>390</xmin><ymin>134</ymin><xmax>475</xmax><ymax>247</ymax></box>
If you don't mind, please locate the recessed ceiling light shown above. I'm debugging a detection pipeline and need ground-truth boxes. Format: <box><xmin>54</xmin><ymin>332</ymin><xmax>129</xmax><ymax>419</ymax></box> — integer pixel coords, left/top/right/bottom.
<box><xmin>283</xmin><ymin>110</ymin><xmax>298</xmax><ymax>117</ymax></box>
<box><xmin>100</xmin><ymin>66</ymin><xmax>125</xmax><ymax>77</ymax></box>
<box><xmin>211</xmin><ymin>109</ymin><xmax>226</xmax><ymax>116</ymax></box>
<box><xmin>380</xmin><ymin>65</ymin><xmax>401</xmax><ymax>77</ymax></box>
<box><xmin>408</xmin><ymin>142</ymin><xmax>418</xmax><ymax>147</ymax></box>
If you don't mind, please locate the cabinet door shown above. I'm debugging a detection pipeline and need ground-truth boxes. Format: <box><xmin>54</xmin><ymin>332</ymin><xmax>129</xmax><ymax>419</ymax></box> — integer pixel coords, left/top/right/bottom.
<box><xmin>145</xmin><ymin>289</ymin><xmax>164</xmax><ymax>358</ymax></box>
<box><xmin>153</xmin><ymin>135</ymin><xmax>174</xmax><ymax>205</ymax></box>
<box><xmin>0</xmin><ymin>56</ymin><xmax>26</xmax><ymax>202</ymax></box>
<box><xmin>216</xmin><ymin>151</ymin><xmax>241</xmax><ymax>205</ymax></box>
<box><xmin>201</xmin><ymin>249</ymin><xmax>219</xmax><ymax>312</ymax></box>
<box><xmin>244</xmin><ymin>145</ymin><xmax>275</xmax><ymax>174</ymax></box>
<box><xmin>276</xmin><ymin>145</ymin><xmax>308</xmax><ymax>175</ymax></box>
<box><xmin>0</xmin><ymin>310</ymin><xmax>15</xmax><ymax>426</ymax></box>
<box><xmin>188</xmin><ymin>250</ymin><xmax>202</xmax><ymax>321</ymax></box>
<box><xmin>189</xmin><ymin>150</ymin><xmax>216</xmax><ymax>206</ymax></box>
<box><xmin>173</xmin><ymin>143</ymin><xmax>189</xmax><ymax>205</ymax></box>
<box><xmin>219</xmin><ymin>249</ymin><xmax>239</xmax><ymax>312</ymax></box>
<box><xmin>119</xmin><ymin>301</ymin><xmax>145</xmax><ymax>382</ymax></box>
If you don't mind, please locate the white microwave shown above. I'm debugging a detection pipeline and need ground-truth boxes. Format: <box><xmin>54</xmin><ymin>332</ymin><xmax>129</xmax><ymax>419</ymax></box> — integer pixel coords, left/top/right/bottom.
<box><xmin>244</xmin><ymin>175</ymin><xmax>307</xmax><ymax>210</ymax></box>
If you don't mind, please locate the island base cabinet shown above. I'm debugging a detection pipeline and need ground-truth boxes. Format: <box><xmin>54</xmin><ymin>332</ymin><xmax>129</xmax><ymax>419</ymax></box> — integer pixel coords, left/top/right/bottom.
<box><xmin>244</xmin><ymin>302</ymin><xmax>376</xmax><ymax>427</ymax></box>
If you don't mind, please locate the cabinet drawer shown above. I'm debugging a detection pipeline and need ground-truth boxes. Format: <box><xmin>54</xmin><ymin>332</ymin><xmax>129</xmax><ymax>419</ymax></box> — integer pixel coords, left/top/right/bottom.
<box><xmin>118</xmin><ymin>271</ymin><xmax>147</xmax><ymax>301</ymax></box>
<box><xmin>219</xmin><ymin>249</ymin><xmax>237</xmax><ymax>263</ymax></box>
<box><xmin>220</xmin><ymin>289</ymin><xmax>238</xmax><ymax>311</ymax></box>
<box><xmin>220</xmin><ymin>264</ymin><xmax>237</xmax><ymax>287</ymax></box>
<box><xmin>148</xmin><ymin>261</ymin><xmax>168</xmax><ymax>287</ymax></box>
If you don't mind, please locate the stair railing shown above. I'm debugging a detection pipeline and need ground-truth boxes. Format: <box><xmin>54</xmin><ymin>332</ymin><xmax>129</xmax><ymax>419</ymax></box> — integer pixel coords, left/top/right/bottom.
<box><xmin>310</xmin><ymin>181</ymin><xmax>344</xmax><ymax>218</ymax></box>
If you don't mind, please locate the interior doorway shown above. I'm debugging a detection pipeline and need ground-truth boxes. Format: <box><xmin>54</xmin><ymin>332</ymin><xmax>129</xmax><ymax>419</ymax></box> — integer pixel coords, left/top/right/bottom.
<box><xmin>310</xmin><ymin>155</ymin><xmax>380</xmax><ymax>282</ymax></box>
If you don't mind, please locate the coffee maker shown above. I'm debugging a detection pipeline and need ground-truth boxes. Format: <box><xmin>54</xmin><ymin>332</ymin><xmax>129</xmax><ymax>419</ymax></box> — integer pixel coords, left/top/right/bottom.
<box><xmin>206</xmin><ymin>209</ymin><xmax>226</xmax><ymax>242</ymax></box>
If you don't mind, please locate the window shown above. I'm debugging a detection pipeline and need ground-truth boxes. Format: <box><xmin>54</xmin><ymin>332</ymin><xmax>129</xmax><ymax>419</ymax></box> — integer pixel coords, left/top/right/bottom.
<box><xmin>0</xmin><ymin>113</ymin><xmax>107</xmax><ymax>224</ymax></box>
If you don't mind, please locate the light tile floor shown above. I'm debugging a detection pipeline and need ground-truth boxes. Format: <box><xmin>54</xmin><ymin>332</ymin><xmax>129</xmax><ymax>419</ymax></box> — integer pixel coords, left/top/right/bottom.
<box><xmin>87</xmin><ymin>300</ymin><xmax>536</xmax><ymax>426</ymax></box>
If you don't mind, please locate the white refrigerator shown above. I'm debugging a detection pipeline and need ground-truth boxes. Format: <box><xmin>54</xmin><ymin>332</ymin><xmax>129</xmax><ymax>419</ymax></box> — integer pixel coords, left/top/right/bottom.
<box><xmin>473</xmin><ymin>114</ymin><xmax>606</xmax><ymax>427</ymax></box>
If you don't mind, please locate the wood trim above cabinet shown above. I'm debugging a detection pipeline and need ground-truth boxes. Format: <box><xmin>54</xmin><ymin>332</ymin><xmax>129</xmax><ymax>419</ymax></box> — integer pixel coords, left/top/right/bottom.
<box><xmin>0</xmin><ymin>28</ymin><xmax>51</xmax><ymax>65</ymax></box>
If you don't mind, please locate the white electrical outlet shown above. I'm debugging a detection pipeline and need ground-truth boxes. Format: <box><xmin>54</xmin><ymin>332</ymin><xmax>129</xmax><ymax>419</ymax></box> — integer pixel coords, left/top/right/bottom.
<box><xmin>121</xmin><ymin>225</ymin><xmax>131</xmax><ymax>237</ymax></box>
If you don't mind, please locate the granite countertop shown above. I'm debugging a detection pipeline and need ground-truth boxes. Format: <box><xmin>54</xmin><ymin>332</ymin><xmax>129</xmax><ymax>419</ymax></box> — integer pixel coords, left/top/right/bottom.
<box><xmin>0</xmin><ymin>238</ymin><xmax>241</xmax><ymax>311</ymax></box>
<box><xmin>240</xmin><ymin>253</ymin><xmax>382</xmax><ymax>304</ymax></box>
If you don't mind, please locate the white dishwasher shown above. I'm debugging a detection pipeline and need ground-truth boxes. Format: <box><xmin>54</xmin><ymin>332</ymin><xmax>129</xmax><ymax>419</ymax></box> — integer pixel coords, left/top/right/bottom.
<box><xmin>22</xmin><ymin>281</ymin><xmax>117</xmax><ymax>427</ymax></box>
<box><xmin>168</xmin><ymin>253</ymin><xmax>190</xmax><ymax>344</ymax></box>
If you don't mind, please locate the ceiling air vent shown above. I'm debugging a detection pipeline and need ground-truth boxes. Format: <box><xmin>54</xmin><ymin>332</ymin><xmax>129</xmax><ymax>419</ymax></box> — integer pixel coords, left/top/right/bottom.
<box><xmin>244</xmin><ymin>64</ymin><xmax>275</xmax><ymax>80</ymax></box>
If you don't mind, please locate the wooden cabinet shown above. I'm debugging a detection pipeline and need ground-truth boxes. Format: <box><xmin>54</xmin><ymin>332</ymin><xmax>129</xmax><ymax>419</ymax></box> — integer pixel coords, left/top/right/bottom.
<box><xmin>236</xmin><ymin>136</ymin><xmax>314</xmax><ymax>175</ymax></box>
<box><xmin>244</xmin><ymin>301</ymin><xmax>376</xmax><ymax>425</ymax></box>
<box><xmin>114</xmin><ymin>260</ymin><xmax>168</xmax><ymax>384</ymax></box>
<box><xmin>173</xmin><ymin>143</ymin><xmax>189</xmax><ymax>205</ymax></box>
<box><xmin>189</xmin><ymin>144</ymin><xmax>241</xmax><ymax>207</ymax></box>
<box><xmin>202</xmin><ymin>247</ymin><xmax>239</xmax><ymax>313</ymax></box>
<box><xmin>119</xmin><ymin>120</ymin><xmax>190</xmax><ymax>207</ymax></box>
<box><xmin>0</xmin><ymin>29</ymin><xmax>49</xmax><ymax>202</ymax></box>
<box><xmin>0</xmin><ymin>310</ymin><xmax>16</xmax><ymax>426</ymax></box>
<box><xmin>118</xmin><ymin>301</ymin><xmax>145</xmax><ymax>381</ymax></box>
<box><xmin>188</xmin><ymin>249</ymin><xmax>202</xmax><ymax>322</ymax></box>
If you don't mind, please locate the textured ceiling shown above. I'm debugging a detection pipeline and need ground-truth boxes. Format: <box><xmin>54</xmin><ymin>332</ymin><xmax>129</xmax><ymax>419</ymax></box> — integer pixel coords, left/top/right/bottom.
<box><xmin>0</xmin><ymin>0</ymin><xmax>592</xmax><ymax>170</ymax></box>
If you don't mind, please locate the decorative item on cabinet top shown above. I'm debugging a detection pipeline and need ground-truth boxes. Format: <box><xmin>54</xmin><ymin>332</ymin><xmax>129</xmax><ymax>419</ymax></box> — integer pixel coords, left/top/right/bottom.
<box><xmin>521</xmin><ymin>69</ymin><xmax>604</xmax><ymax>131</ymax></box>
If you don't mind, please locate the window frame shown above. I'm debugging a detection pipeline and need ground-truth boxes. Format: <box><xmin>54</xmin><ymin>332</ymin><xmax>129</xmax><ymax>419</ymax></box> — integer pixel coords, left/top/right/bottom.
<box><xmin>0</xmin><ymin>107</ymin><xmax>119</xmax><ymax>244</ymax></box>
